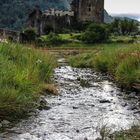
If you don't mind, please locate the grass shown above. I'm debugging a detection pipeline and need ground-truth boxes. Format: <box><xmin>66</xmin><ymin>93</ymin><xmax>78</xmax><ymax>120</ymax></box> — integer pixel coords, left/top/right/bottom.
<box><xmin>68</xmin><ymin>43</ymin><xmax>140</xmax><ymax>90</ymax></box>
<box><xmin>111</xmin><ymin>126</ymin><xmax>140</xmax><ymax>140</ymax></box>
<box><xmin>0</xmin><ymin>43</ymin><xmax>56</xmax><ymax>119</ymax></box>
<box><xmin>35</xmin><ymin>32</ymin><xmax>139</xmax><ymax>48</ymax></box>
<box><xmin>98</xmin><ymin>125</ymin><xmax>140</xmax><ymax>140</ymax></box>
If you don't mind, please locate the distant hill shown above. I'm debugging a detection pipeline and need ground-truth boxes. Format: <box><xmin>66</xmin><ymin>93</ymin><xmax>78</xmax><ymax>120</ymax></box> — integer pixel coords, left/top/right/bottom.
<box><xmin>104</xmin><ymin>10</ymin><xmax>114</xmax><ymax>23</ymax></box>
<box><xmin>111</xmin><ymin>14</ymin><xmax>140</xmax><ymax>22</ymax></box>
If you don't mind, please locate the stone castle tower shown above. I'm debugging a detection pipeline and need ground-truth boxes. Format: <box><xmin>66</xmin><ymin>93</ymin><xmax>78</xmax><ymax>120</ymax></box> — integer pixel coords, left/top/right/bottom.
<box><xmin>71</xmin><ymin>0</ymin><xmax>104</xmax><ymax>22</ymax></box>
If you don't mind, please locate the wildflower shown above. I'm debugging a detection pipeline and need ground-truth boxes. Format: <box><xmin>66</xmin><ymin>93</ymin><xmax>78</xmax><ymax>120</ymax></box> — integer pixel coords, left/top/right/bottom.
<box><xmin>36</xmin><ymin>59</ymin><xmax>42</xmax><ymax>64</ymax></box>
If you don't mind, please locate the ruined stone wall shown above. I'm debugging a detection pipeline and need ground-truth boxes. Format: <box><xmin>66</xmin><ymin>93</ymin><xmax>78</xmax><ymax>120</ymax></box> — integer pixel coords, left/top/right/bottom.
<box><xmin>0</xmin><ymin>28</ymin><xmax>21</xmax><ymax>42</ymax></box>
<box><xmin>41</xmin><ymin>14</ymin><xmax>73</xmax><ymax>34</ymax></box>
<box><xmin>28</xmin><ymin>8</ymin><xmax>74</xmax><ymax>35</ymax></box>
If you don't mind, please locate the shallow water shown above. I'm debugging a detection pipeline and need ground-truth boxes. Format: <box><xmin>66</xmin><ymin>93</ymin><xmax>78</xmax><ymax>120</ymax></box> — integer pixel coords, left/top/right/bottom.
<box><xmin>0</xmin><ymin>60</ymin><xmax>140</xmax><ymax>140</ymax></box>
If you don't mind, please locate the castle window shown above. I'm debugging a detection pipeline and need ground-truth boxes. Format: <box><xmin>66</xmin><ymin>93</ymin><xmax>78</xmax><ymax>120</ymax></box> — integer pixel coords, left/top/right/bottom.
<box><xmin>88</xmin><ymin>4</ymin><xmax>92</xmax><ymax>12</ymax></box>
<box><xmin>89</xmin><ymin>7</ymin><xmax>91</xmax><ymax>12</ymax></box>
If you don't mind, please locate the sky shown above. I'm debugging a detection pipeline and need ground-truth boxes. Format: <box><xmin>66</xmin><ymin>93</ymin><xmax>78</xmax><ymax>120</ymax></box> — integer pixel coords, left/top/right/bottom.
<box><xmin>105</xmin><ymin>0</ymin><xmax>140</xmax><ymax>15</ymax></box>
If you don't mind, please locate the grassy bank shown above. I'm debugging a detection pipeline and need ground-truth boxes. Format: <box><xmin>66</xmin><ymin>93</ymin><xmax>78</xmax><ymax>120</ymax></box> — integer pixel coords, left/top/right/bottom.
<box><xmin>0</xmin><ymin>43</ymin><xmax>56</xmax><ymax>119</ymax></box>
<box><xmin>68</xmin><ymin>43</ymin><xmax>140</xmax><ymax>90</ymax></box>
<box><xmin>112</xmin><ymin>126</ymin><xmax>140</xmax><ymax>140</ymax></box>
<box><xmin>98</xmin><ymin>125</ymin><xmax>140</xmax><ymax>140</ymax></box>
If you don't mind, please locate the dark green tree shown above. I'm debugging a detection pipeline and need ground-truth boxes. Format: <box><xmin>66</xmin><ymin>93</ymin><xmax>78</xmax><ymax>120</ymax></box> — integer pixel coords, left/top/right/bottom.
<box><xmin>23</xmin><ymin>27</ymin><xmax>37</xmax><ymax>42</ymax></box>
<box><xmin>111</xmin><ymin>18</ymin><xmax>139</xmax><ymax>35</ymax></box>
<box><xmin>81</xmin><ymin>23</ymin><xmax>110</xmax><ymax>43</ymax></box>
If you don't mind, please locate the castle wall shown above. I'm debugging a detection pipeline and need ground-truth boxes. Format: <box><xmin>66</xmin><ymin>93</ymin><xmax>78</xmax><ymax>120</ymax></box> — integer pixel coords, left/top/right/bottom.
<box><xmin>28</xmin><ymin>0</ymin><xmax>104</xmax><ymax>35</ymax></box>
<box><xmin>0</xmin><ymin>28</ymin><xmax>21</xmax><ymax>42</ymax></box>
<box><xmin>28</xmin><ymin>9</ymin><xmax>74</xmax><ymax>35</ymax></box>
<box><xmin>41</xmin><ymin>14</ymin><xmax>73</xmax><ymax>34</ymax></box>
<box><xmin>71</xmin><ymin>0</ymin><xmax>104</xmax><ymax>23</ymax></box>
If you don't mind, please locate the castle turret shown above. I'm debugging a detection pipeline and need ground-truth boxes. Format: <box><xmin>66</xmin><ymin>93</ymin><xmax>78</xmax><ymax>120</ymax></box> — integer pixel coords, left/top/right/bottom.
<box><xmin>71</xmin><ymin>0</ymin><xmax>104</xmax><ymax>23</ymax></box>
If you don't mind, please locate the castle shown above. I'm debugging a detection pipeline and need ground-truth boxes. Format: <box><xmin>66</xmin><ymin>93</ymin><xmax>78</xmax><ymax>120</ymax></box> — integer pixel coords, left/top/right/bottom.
<box><xmin>28</xmin><ymin>0</ymin><xmax>104</xmax><ymax>35</ymax></box>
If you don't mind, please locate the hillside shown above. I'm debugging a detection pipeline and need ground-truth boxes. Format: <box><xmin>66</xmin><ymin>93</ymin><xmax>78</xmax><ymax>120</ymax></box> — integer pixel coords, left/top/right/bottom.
<box><xmin>0</xmin><ymin>0</ymin><xmax>69</xmax><ymax>30</ymax></box>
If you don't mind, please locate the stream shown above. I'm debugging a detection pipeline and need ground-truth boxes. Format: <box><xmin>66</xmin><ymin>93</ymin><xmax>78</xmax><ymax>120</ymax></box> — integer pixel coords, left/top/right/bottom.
<box><xmin>0</xmin><ymin>58</ymin><xmax>140</xmax><ymax>140</ymax></box>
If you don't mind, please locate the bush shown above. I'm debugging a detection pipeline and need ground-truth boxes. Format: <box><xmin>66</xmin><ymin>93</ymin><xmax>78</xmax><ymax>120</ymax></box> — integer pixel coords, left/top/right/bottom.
<box><xmin>35</xmin><ymin>33</ymin><xmax>65</xmax><ymax>47</ymax></box>
<box><xmin>110</xmin><ymin>18</ymin><xmax>139</xmax><ymax>35</ymax></box>
<box><xmin>23</xmin><ymin>27</ymin><xmax>37</xmax><ymax>42</ymax></box>
<box><xmin>81</xmin><ymin>23</ymin><xmax>110</xmax><ymax>43</ymax></box>
<box><xmin>47</xmin><ymin>32</ymin><xmax>64</xmax><ymax>45</ymax></box>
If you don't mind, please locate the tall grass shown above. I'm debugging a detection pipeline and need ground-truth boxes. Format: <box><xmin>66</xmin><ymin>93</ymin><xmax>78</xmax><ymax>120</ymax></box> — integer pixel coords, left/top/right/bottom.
<box><xmin>98</xmin><ymin>125</ymin><xmax>140</xmax><ymax>140</ymax></box>
<box><xmin>68</xmin><ymin>43</ymin><xmax>140</xmax><ymax>90</ymax></box>
<box><xmin>0</xmin><ymin>43</ymin><xmax>56</xmax><ymax>119</ymax></box>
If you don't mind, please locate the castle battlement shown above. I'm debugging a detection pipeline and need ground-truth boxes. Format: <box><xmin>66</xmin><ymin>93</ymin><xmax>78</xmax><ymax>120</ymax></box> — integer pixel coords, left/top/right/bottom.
<box><xmin>43</xmin><ymin>9</ymin><xmax>74</xmax><ymax>17</ymax></box>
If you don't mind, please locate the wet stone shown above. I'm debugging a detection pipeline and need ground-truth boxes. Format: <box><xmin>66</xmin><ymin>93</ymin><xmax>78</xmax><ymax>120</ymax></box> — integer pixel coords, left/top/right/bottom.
<box><xmin>99</xmin><ymin>99</ymin><xmax>111</xmax><ymax>103</ymax></box>
<box><xmin>38</xmin><ymin>97</ymin><xmax>51</xmax><ymax>110</ymax></box>
<box><xmin>73</xmin><ymin>106</ymin><xmax>79</xmax><ymax>109</ymax></box>
<box><xmin>121</xmin><ymin>103</ymin><xmax>128</xmax><ymax>107</ymax></box>
<box><xmin>129</xmin><ymin>106</ymin><xmax>138</xmax><ymax>110</ymax></box>
<box><xmin>134</xmin><ymin>110</ymin><xmax>140</xmax><ymax>114</ymax></box>
<box><xmin>76</xmin><ymin>129</ymin><xmax>80</xmax><ymax>133</ymax></box>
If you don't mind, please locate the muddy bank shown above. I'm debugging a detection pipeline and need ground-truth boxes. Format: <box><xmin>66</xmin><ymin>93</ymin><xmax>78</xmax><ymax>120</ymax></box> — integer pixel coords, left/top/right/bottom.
<box><xmin>0</xmin><ymin>59</ymin><xmax>140</xmax><ymax>140</ymax></box>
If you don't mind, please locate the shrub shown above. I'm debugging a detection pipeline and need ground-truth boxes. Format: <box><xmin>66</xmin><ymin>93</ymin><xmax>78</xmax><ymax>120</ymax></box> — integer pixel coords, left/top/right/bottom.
<box><xmin>23</xmin><ymin>27</ymin><xmax>37</xmax><ymax>42</ymax></box>
<box><xmin>47</xmin><ymin>32</ymin><xmax>64</xmax><ymax>45</ymax></box>
<box><xmin>110</xmin><ymin>18</ymin><xmax>139</xmax><ymax>35</ymax></box>
<box><xmin>35</xmin><ymin>33</ymin><xmax>66</xmax><ymax>47</ymax></box>
<box><xmin>81</xmin><ymin>23</ymin><xmax>110</xmax><ymax>43</ymax></box>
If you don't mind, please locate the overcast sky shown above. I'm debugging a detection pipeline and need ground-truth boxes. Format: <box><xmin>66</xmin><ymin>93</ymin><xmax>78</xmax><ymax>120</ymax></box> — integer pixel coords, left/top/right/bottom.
<box><xmin>105</xmin><ymin>0</ymin><xmax>140</xmax><ymax>15</ymax></box>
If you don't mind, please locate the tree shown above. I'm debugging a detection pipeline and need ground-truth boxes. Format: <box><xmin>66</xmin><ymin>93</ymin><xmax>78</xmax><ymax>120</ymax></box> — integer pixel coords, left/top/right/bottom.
<box><xmin>111</xmin><ymin>18</ymin><xmax>139</xmax><ymax>35</ymax></box>
<box><xmin>81</xmin><ymin>23</ymin><xmax>110</xmax><ymax>43</ymax></box>
<box><xmin>23</xmin><ymin>27</ymin><xmax>37</xmax><ymax>42</ymax></box>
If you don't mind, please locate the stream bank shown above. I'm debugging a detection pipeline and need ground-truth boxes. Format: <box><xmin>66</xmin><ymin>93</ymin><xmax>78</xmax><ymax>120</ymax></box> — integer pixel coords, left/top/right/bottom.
<box><xmin>0</xmin><ymin>58</ymin><xmax>140</xmax><ymax>140</ymax></box>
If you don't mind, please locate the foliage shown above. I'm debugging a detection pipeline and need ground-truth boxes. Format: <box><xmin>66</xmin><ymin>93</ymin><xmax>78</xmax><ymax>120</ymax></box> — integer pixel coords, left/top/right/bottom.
<box><xmin>111</xmin><ymin>35</ymin><xmax>136</xmax><ymax>44</ymax></box>
<box><xmin>23</xmin><ymin>27</ymin><xmax>37</xmax><ymax>42</ymax></box>
<box><xmin>97</xmin><ymin>125</ymin><xmax>140</xmax><ymax>140</ymax></box>
<box><xmin>110</xmin><ymin>18</ymin><xmax>139</xmax><ymax>35</ymax></box>
<box><xmin>36</xmin><ymin>33</ymin><xmax>66</xmax><ymax>47</ymax></box>
<box><xmin>0</xmin><ymin>43</ymin><xmax>56</xmax><ymax>119</ymax></box>
<box><xmin>110</xmin><ymin>126</ymin><xmax>140</xmax><ymax>140</ymax></box>
<box><xmin>47</xmin><ymin>33</ymin><xmax>64</xmax><ymax>45</ymax></box>
<box><xmin>68</xmin><ymin>43</ymin><xmax>140</xmax><ymax>90</ymax></box>
<box><xmin>81</xmin><ymin>23</ymin><xmax>110</xmax><ymax>43</ymax></box>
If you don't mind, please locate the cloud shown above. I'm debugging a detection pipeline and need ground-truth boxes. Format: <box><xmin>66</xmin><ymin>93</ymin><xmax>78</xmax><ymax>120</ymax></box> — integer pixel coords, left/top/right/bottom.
<box><xmin>105</xmin><ymin>0</ymin><xmax>140</xmax><ymax>14</ymax></box>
